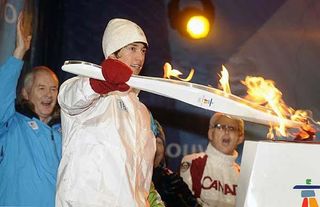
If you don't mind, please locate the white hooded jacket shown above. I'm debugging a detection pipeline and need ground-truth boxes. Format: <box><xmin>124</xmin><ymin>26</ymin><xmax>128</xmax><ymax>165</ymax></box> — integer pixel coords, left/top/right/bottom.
<box><xmin>56</xmin><ymin>76</ymin><xmax>156</xmax><ymax>207</ymax></box>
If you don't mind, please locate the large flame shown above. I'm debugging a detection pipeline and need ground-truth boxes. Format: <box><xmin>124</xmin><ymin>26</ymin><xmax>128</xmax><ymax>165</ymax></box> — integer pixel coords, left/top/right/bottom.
<box><xmin>163</xmin><ymin>62</ymin><xmax>194</xmax><ymax>81</ymax></box>
<box><xmin>241</xmin><ymin>76</ymin><xmax>317</xmax><ymax>139</ymax></box>
<box><xmin>218</xmin><ymin>67</ymin><xmax>317</xmax><ymax>139</ymax></box>
<box><xmin>241</xmin><ymin>76</ymin><xmax>290</xmax><ymax>137</ymax></box>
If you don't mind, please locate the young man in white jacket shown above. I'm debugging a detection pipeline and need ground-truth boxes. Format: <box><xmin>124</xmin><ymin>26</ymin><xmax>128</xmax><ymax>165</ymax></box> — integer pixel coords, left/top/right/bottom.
<box><xmin>56</xmin><ymin>18</ymin><xmax>156</xmax><ymax>207</ymax></box>
<box><xmin>180</xmin><ymin>113</ymin><xmax>245</xmax><ymax>207</ymax></box>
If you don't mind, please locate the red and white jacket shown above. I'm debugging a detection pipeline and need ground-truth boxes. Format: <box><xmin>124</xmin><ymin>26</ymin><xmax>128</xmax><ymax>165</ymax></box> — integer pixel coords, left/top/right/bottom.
<box><xmin>180</xmin><ymin>144</ymin><xmax>240</xmax><ymax>207</ymax></box>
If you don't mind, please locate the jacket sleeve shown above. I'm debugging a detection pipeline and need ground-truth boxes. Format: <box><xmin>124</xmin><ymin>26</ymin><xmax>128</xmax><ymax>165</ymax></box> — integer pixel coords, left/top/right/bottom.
<box><xmin>0</xmin><ymin>56</ymin><xmax>24</xmax><ymax>126</ymax></box>
<box><xmin>58</xmin><ymin>76</ymin><xmax>101</xmax><ymax>115</ymax></box>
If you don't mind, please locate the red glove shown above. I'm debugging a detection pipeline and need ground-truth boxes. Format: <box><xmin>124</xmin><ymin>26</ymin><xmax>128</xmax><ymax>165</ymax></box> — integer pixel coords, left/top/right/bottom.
<box><xmin>90</xmin><ymin>59</ymin><xmax>133</xmax><ymax>94</ymax></box>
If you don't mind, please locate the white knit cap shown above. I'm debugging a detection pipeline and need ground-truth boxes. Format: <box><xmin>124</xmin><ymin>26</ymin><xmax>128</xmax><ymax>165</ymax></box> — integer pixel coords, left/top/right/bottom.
<box><xmin>102</xmin><ymin>18</ymin><xmax>148</xmax><ymax>58</ymax></box>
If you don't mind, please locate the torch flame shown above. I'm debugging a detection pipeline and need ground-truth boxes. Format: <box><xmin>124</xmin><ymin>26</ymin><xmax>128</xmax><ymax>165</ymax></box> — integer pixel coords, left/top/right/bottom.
<box><xmin>218</xmin><ymin>65</ymin><xmax>231</xmax><ymax>94</ymax></box>
<box><xmin>241</xmin><ymin>76</ymin><xmax>291</xmax><ymax>136</ymax></box>
<box><xmin>241</xmin><ymin>76</ymin><xmax>318</xmax><ymax>139</ymax></box>
<box><xmin>163</xmin><ymin>62</ymin><xmax>194</xmax><ymax>81</ymax></box>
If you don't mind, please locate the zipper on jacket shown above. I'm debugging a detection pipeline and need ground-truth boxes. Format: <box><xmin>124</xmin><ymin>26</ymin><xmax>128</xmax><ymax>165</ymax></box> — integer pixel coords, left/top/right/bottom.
<box><xmin>0</xmin><ymin>146</ymin><xmax>3</xmax><ymax>163</ymax></box>
<box><xmin>51</xmin><ymin>130</ymin><xmax>59</xmax><ymax>160</ymax></box>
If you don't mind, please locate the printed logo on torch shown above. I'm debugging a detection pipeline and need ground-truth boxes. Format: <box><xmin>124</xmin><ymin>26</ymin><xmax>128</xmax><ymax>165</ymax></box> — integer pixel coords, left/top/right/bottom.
<box><xmin>198</xmin><ymin>96</ymin><xmax>214</xmax><ymax>107</ymax></box>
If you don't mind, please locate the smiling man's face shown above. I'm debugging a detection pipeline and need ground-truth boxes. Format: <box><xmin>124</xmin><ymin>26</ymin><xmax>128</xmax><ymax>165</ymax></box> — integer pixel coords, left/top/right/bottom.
<box><xmin>114</xmin><ymin>42</ymin><xmax>147</xmax><ymax>75</ymax></box>
<box><xmin>22</xmin><ymin>70</ymin><xmax>58</xmax><ymax>122</ymax></box>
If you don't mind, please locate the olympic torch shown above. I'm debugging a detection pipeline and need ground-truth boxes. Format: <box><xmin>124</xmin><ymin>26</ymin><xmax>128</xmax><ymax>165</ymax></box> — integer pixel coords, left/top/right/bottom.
<box><xmin>61</xmin><ymin>60</ymin><xmax>303</xmax><ymax>129</ymax></box>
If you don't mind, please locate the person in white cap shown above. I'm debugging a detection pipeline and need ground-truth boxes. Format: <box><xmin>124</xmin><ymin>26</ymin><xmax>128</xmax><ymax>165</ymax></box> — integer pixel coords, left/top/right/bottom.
<box><xmin>180</xmin><ymin>113</ymin><xmax>244</xmax><ymax>207</ymax></box>
<box><xmin>55</xmin><ymin>18</ymin><xmax>156</xmax><ymax>207</ymax></box>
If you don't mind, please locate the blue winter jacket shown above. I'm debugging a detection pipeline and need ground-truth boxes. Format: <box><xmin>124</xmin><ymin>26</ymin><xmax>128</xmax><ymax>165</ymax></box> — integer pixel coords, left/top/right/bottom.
<box><xmin>0</xmin><ymin>57</ymin><xmax>62</xmax><ymax>206</ymax></box>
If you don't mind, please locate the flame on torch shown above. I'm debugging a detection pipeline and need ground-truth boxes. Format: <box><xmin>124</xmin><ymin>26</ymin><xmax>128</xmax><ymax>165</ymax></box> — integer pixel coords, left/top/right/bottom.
<box><xmin>163</xmin><ymin>62</ymin><xmax>194</xmax><ymax>81</ymax></box>
<box><xmin>217</xmin><ymin>67</ymin><xmax>318</xmax><ymax>139</ymax></box>
<box><xmin>241</xmin><ymin>76</ymin><xmax>291</xmax><ymax>137</ymax></box>
<box><xmin>217</xmin><ymin>67</ymin><xmax>284</xmax><ymax>135</ymax></box>
<box><xmin>218</xmin><ymin>65</ymin><xmax>231</xmax><ymax>94</ymax></box>
<box><xmin>241</xmin><ymin>76</ymin><xmax>319</xmax><ymax>139</ymax></box>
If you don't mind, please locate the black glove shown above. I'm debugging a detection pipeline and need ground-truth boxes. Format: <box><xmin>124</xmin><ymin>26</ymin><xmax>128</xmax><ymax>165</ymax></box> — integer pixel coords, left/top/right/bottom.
<box><xmin>153</xmin><ymin>166</ymin><xmax>201</xmax><ymax>207</ymax></box>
